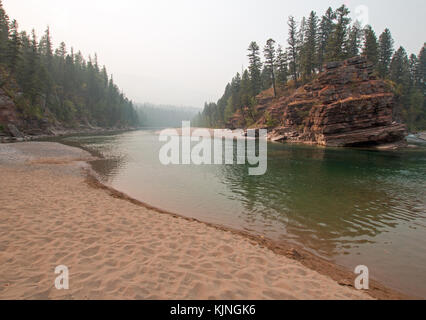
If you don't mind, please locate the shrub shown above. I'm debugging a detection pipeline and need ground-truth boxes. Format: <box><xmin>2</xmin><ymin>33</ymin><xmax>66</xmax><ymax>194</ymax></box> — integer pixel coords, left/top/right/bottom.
<box><xmin>265</xmin><ymin>111</ymin><xmax>278</xmax><ymax>127</ymax></box>
<box><xmin>296</xmin><ymin>109</ymin><xmax>310</xmax><ymax>119</ymax></box>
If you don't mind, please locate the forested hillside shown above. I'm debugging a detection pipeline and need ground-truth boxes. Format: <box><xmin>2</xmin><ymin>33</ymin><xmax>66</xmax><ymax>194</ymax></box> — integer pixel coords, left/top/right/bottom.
<box><xmin>0</xmin><ymin>1</ymin><xmax>138</xmax><ymax>136</ymax></box>
<box><xmin>137</xmin><ymin>103</ymin><xmax>199</xmax><ymax>128</ymax></box>
<box><xmin>194</xmin><ymin>5</ymin><xmax>426</xmax><ymax>131</ymax></box>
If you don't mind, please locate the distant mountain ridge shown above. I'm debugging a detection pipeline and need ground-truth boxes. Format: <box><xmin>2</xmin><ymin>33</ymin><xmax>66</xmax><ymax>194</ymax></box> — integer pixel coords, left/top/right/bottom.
<box><xmin>136</xmin><ymin>103</ymin><xmax>200</xmax><ymax>128</ymax></box>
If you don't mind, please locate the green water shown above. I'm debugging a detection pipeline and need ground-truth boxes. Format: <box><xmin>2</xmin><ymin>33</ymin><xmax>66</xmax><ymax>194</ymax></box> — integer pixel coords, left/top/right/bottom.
<box><xmin>62</xmin><ymin>130</ymin><xmax>426</xmax><ymax>298</ymax></box>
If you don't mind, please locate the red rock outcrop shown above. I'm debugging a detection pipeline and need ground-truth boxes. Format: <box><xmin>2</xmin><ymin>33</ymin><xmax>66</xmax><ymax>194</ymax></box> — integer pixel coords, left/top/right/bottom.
<box><xmin>229</xmin><ymin>56</ymin><xmax>407</xmax><ymax>147</ymax></box>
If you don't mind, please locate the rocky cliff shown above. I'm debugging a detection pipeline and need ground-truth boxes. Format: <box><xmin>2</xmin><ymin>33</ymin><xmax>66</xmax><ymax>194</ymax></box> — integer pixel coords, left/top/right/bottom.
<box><xmin>229</xmin><ymin>56</ymin><xmax>407</xmax><ymax>148</ymax></box>
<box><xmin>0</xmin><ymin>88</ymin><xmax>21</xmax><ymax>130</ymax></box>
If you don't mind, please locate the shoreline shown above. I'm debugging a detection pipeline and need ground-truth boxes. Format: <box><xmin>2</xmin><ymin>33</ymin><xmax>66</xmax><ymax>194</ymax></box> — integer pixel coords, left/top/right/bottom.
<box><xmin>0</xmin><ymin>141</ymin><xmax>413</xmax><ymax>300</ymax></box>
<box><xmin>0</xmin><ymin>126</ymin><xmax>141</xmax><ymax>144</ymax></box>
<box><xmin>84</xmin><ymin>172</ymin><xmax>412</xmax><ymax>301</ymax></box>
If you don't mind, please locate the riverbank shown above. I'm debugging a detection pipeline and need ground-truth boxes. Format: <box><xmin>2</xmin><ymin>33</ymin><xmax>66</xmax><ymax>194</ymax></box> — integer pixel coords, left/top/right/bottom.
<box><xmin>0</xmin><ymin>125</ymin><xmax>140</xmax><ymax>144</ymax></box>
<box><xmin>0</xmin><ymin>142</ymin><xmax>410</xmax><ymax>300</ymax></box>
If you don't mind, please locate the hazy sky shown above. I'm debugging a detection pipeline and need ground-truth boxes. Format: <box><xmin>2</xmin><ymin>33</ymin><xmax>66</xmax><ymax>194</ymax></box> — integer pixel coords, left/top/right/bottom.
<box><xmin>3</xmin><ymin>0</ymin><xmax>426</xmax><ymax>108</ymax></box>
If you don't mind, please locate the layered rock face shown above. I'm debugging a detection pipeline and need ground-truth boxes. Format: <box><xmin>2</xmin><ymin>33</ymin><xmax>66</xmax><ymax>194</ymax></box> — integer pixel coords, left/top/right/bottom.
<box><xmin>232</xmin><ymin>56</ymin><xmax>407</xmax><ymax>147</ymax></box>
<box><xmin>0</xmin><ymin>89</ymin><xmax>21</xmax><ymax>127</ymax></box>
<box><xmin>0</xmin><ymin>87</ymin><xmax>52</xmax><ymax>140</ymax></box>
<box><xmin>0</xmin><ymin>88</ymin><xmax>23</xmax><ymax>139</ymax></box>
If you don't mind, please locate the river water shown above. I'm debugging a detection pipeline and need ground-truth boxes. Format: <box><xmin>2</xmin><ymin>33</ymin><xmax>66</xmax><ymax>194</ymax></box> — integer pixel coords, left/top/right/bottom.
<box><xmin>61</xmin><ymin>130</ymin><xmax>426</xmax><ymax>298</ymax></box>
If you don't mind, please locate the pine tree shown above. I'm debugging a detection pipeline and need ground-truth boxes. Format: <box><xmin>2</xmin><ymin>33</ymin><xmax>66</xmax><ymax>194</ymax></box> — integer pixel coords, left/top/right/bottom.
<box><xmin>101</xmin><ymin>65</ymin><xmax>108</xmax><ymax>88</ymax></box>
<box><xmin>377</xmin><ymin>28</ymin><xmax>394</xmax><ymax>78</ymax></box>
<box><xmin>409</xmin><ymin>54</ymin><xmax>419</xmax><ymax>86</ymax></box>
<box><xmin>389</xmin><ymin>46</ymin><xmax>411</xmax><ymax>85</ymax></box>
<box><xmin>56</xmin><ymin>41</ymin><xmax>67</xmax><ymax>59</ymax></box>
<box><xmin>301</xmin><ymin>11</ymin><xmax>318</xmax><ymax>80</ymax></box>
<box><xmin>297</xmin><ymin>17</ymin><xmax>306</xmax><ymax>58</ymax></box>
<box><xmin>240</xmin><ymin>69</ymin><xmax>251</xmax><ymax>102</ymax></box>
<box><xmin>407</xmin><ymin>87</ymin><xmax>424</xmax><ymax>131</ymax></box>
<box><xmin>389</xmin><ymin>47</ymin><xmax>413</xmax><ymax>126</ymax></box>
<box><xmin>362</xmin><ymin>25</ymin><xmax>379</xmax><ymax>65</ymax></box>
<box><xmin>415</xmin><ymin>44</ymin><xmax>426</xmax><ymax>129</ymax></box>
<box><xmin>260</xmin><ymin>66</ymin><xmax>270</xmax><ymax>91</ymax></box>
<box><xmin>345</xmin><ymin>21</ymin><xmax>362</xmax><ymax>58</ymax></box>
<box><xmin>317</xmin><ymin>7</ymin><xmax>335</xmax><ymax>71</ymax></box>
<box><xmin>276</xmin><ymin>45</ymin><xmax>288</xmax><ymax>86</ymax></box>
<box><xmin>7</xmin><ymin>19</ymin><xmax>20</xmax><ymax>73</ymax></box>
<box><xmin>20</xmin><ymin>30</ymin><xmax>42</xmax><ymax>105</ymax></box>
<box><xmin>417</xmin><ymin>43</ymin><xmax>426</xmax><ymax>94</ymax></box>
<box><xmin>217</xmin><ymin>83</ymin><xmax>232</xmax><ymax>125</ymax></box>
<box><xmin>39</xmin><ymin>27</ymin><xmax>53</xmax><ymax>67</ymax></box>
<box><xmin>231</xmin><ymin>72</ymin><xmax>242</xmax><ymax>109</ymax></box>
<box><xmin>224</xmin><ymin>73</ymin><xmax>242</xmax><ymax>123</ymax></box>
<box><xmin>247</xmin><ymin>41</ymin><xmax>262</xmax><ymax>96</ymax></box>
<box><xmin>325</xmin><ymin>5</ymin><xmax>351</xmax><ymax>62</ymax></box>
<box><xmin>263</xmin><ymin>38</ymin><xmax>277</xmax><ymax>97</ymax></box>
<box><xmin>0</xmin><ymin>0</ymin><xmax>9</xmax><ymax>64</ymax></box>
<box><xmin>38</xmin><ymin>27</ymin><xmax>54</xmax><ymax>109</ymax></box>
<box><xmin>287</xmin><ymin>16</ymin><xmax>298</xmax><ymax>84</ymax></box>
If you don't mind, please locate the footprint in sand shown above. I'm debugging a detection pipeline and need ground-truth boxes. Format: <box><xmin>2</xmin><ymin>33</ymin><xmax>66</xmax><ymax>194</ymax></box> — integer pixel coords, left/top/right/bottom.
<box><xmin>217</xmin><ymin>245</ymin><xmax>234</xmax><ymax>254</ymax></box>
<box><xmin>82</xmin><ymin>237</ymin><xmax>100</xmax><ymax>245</ymax></box>
<box><xmin>236</xmin><ymin>272</ymin><xmax>255</xmax><ymax>282</ymax></box>
<box><xmin>247</xmin><ymin>256</ymin><xmax>266</xmax><ymax>264</ymax></box>
<box><xmin>80</xmin><ymin>246</ymin><xmax>100</xmax><ymax>257</ymax></box>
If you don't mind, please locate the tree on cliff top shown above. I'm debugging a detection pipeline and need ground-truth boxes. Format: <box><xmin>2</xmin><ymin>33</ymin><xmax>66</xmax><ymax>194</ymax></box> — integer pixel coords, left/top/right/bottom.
<box><xmin>345</xmin><ymin>21</ymin><xmax>362</xmax><ymax>58</ymax></box>
<box><xmin>362</xmin><ymin>25</ymin><xmax>379</xmax><ymax>66</ymax></box>
<box><xmin>390</xmin><ymin>47</ymin><xmax>411</xmax><ymax>86</ymax></box>
<box><xmin>247</xmin><ymin>41</ymin><xmax>263</xmax><ymax>97</ymax></box>
<box><xmin>377</xmin><ymin>29</ymin><xmax>395</xmax><ymax>78</ymax></box>
<box><xmin>300</xmin><ymin>11</ymin><xmax>318</xmax><ymax>81</ymax></box>
<box><xmin>325</xmin><ymin>5</ymin><xmax>351</xmax><ymax>62</ymax></box>
<box><xmin>417</xmin><ymin>44</ymin><xmax>426</xmax><ymax>94</ymax></box>
<box><xmin>0</xmin><ymin>0</ymin><xmax>9</xmax><ymax>65</ymax></box>
<box><xmin>263</xmin><ymin>38</ymin><xmax>277</xmax><ymax>97</ymax></box>
<box><xmin>287</xmin><ymin>16</ymin><xmax>298</xmax><ymax>84</ymax></box>
<box><xmin>7</xmin><ymin>19</ymin><xmax>20</xmax><ymax>74</ymax></box>
<box><xmin>317</xmin><ymin>7</ymin><xmax>335</xmax><ymax>71</ymax></box>
<box><xmin>276</xmin><ymin>45</ymin><xmax>288</xmax><ymax>86</ymax></box>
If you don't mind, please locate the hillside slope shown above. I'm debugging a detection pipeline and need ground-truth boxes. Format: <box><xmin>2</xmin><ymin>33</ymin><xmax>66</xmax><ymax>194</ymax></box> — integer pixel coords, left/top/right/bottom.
<box><xmin>0</xmin><ymin>69</ymin><xmax>137</xmax><ymax>141</ymax></box>
<box><xmin>0</xmin><ymin>2</ymin><xmax>139</xmax><ymax>141</ymax></box>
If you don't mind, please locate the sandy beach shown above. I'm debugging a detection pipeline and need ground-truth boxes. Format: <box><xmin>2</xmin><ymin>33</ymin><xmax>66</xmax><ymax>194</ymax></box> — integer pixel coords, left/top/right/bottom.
<box><xmin>0</xmin><ymin>142</ymin><xmax>376</xmax><ymax>300</ymax></box>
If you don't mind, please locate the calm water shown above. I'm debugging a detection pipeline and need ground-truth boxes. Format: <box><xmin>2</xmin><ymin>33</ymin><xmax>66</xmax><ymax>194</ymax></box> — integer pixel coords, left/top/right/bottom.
<box><xmin>62</xmin><ymin>130</ymin><xmax>426</xmax><ymax>298</ymax></box>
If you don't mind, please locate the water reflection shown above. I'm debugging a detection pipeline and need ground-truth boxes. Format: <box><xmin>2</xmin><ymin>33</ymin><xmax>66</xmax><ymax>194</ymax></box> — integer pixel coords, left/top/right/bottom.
<box><xmin>219</xmin><ymin>143</ymin><xmax>426</xmax><ymax>258</ymax></box>
<box><xmin>62</xmin><ymin>133</ymin><xmax>128</xmax><ymax>182</ymax></box>
<box><xmin>90</xmin><ymin>157</ymin><xmax>126</xmax><ymax>183</ymax></box>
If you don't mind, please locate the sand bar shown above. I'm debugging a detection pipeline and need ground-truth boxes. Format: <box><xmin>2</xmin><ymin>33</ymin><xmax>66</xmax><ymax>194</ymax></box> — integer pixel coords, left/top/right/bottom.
<box><xmin>0</xmin><ymin>142</ymin><xmax>379</xmax><ymax>299</ymax></box>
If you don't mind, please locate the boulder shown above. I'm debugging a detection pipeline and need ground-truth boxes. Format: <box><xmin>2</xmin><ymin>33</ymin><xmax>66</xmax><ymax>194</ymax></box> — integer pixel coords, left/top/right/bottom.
<box><xmin>7</xmin><ymin>123</ymin><xmax>24</xmax><ymax>138</ymax></box>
